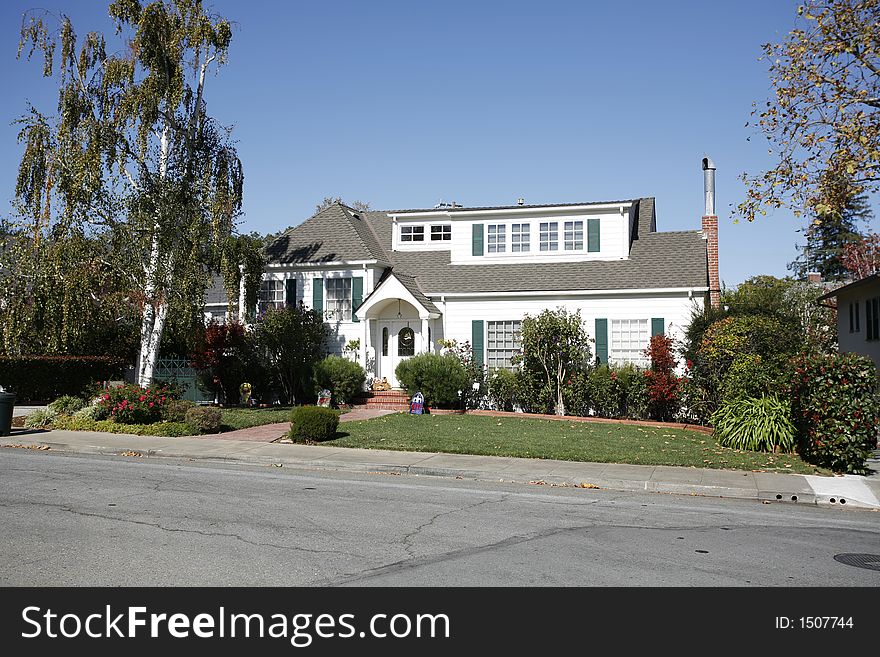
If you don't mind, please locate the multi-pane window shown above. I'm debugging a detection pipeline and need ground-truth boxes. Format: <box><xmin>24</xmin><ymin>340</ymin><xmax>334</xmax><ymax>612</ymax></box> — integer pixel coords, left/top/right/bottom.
<box><xmin>430</xmin><ymin>224</ymin><xmax>451</xmax><ymax>241</ymax></box>
<box><xmin>487</xmin><ymin>224</ymin><xmax>506</xmax><ymax>253</ymax></box>
<box><xmin>325</xmin><ymin>278</ymin><xmax>352</xmax><ymax>321</ymax></box>
<box><xmin>564</xmin><ymin>220</ymin><xmax>584</xmax><ymax>250</ymax></box>
<box><xmin>610</xmin><ymin>319</ymin><xmax>650</xmax><ymax>366</ymax></box>
<box><xmin>258</xmin><ymin>279</ymin><xmax>284</xmax><ymax>312</ymax></box>
<box><xmin>539</xmin><ymin>222</ymin><xmax>558</xmax><ymax>251</ymax></box>
<box><xmin>511</xmin><ymin>224</ymin><xmax>530</xmax><ymax>252</ymax></box>
<box><xmin>487</xmin><ymin>320</ymin><xmax>522</xmax><ymax>369</ymax></box>
<box><xmin>400</xmin><ymin>225</ymin><xmax>424</xmax><ymax>242</ymax></box>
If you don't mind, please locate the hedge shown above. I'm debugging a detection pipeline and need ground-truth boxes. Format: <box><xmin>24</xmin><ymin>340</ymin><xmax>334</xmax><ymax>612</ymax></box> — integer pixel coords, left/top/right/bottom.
<box><xmin>288</xmin><ymin>406</ymin><xmax>340</xmax><ymax>442</ymax></box>
<box><xmin>0</xmin><ymin>356</ymin><xmax>127</xmax><ymax>402</ymax></box>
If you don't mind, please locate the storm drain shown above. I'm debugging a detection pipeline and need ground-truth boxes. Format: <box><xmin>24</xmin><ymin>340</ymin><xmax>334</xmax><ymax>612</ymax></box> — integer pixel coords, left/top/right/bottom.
<box><xmin>833</xmin><ymin>553</ymin><xmax>880</xmax><ymax>571</ymax></box>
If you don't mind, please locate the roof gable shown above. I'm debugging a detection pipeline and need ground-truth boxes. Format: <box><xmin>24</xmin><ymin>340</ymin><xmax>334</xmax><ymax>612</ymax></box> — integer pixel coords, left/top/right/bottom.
<box><xmin>265</xmin><ymin>203</ymin><xmax>388</xmax><ymax>264</ymax></box>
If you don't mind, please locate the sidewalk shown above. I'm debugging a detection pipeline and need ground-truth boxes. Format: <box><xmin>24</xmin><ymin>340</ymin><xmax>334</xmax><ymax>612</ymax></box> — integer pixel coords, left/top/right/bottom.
<box><xmin>4</xmin><ymin>426</ymin><xmax>879</xmax><ymax>511</ymax></box>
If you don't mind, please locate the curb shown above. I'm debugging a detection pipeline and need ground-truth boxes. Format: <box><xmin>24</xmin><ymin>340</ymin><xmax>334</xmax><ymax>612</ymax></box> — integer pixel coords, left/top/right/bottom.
<box><xmin>5</xmin><ymin>431</ymin><xmax>878</xmax><ymax>511</ymax></box>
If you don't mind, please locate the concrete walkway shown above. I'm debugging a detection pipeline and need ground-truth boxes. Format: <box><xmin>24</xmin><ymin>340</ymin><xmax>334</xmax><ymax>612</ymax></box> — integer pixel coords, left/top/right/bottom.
<box><xmin>4</xmin><ymin>426</ymin><xmax>879</xmax><ymax>510</ymax></box>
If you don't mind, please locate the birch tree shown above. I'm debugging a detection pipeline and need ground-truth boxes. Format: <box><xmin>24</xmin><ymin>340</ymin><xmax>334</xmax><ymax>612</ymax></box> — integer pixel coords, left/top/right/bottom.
<box><xmin>14</xmin><ymin>0</ymin><xmax>243</xmax><ymax>385</ymax></box>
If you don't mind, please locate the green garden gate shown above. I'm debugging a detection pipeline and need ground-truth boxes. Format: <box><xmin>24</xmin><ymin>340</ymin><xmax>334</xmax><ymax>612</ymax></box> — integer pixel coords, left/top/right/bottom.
<box><xmin>154</xmin><ymin>358</ymin><xmax>212</xmax><ymax>403</ymax></box>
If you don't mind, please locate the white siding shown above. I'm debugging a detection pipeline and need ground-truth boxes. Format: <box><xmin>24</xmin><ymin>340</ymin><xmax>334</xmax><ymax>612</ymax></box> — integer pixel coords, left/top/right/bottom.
<box><xmin>439</xmin><ymin>292</ymin><xmax>704</xmax><ymax>369</ymax></box>
<box><xmin>837</xmin><ymin>285</ymin><xmax>880</xmax><ymax>369</ymax></box>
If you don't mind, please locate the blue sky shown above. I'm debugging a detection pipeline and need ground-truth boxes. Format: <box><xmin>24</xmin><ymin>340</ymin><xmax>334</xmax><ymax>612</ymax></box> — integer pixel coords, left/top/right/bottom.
<box><xmin>1</xmin><ymin>0</ymin><xmax>877</xmax><ymax>286</ymax></box>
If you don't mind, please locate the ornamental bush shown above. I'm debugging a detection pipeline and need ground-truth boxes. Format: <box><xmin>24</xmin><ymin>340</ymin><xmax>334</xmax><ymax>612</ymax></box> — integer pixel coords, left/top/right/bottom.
<box><xmin>288</xmin><ymin>406</ymin><xmax>340</xmax><ymax>443</ymax></box>
<box><xmin>587</xmin><ymin>366</ymin><xmax>616</xmax><ymax>417</ymax></box>
<box><xmin>488</xmin><ymin>368</ymin><xmax>519</xmax><ymax>412</ymax></box>
<box><xmin>97</xmin><ymin>384</ymin><xmax>170</xmax><ymax>424</ymax></box>
<box><xmin>48</xmin><ymin>395</ymin><xmax>86</xmax><ymax>415</ymax></box>
<box><xmin>710</xmin><ymin>395</ymin><xmax>797</xmax><ymax>453</ymax></box>
<box><xmin>24</xmin><ymin>408</ymin><xmax>57</xmax><ymax>429</ymax></box>
<box><xmin>788</xmin><ymin>352</ymin><xmax>880</xmax><ymax>474</ymax></box>
<box><xmin>162</xmin><ymin>399</ymin><xmax>197</xmax><ymax>423</ymax></box>
<box><xmin>645</xmin><ymin>335</ymin><xmax>680</xmax><ymax>421</ymax></box>
<box><xmin>184</xmin><ymin>406</ymin><xmax>223</xmax><ymax>434</ymax></box>
<box><xmin>395</xmin><ymin>353</ymin><xmax>471</xmax><ymax>409</ymax></box>
<box><xmin>314</xmin><ymin>356</ymin><xmax>366</xmax><ymax>405</ymax></box>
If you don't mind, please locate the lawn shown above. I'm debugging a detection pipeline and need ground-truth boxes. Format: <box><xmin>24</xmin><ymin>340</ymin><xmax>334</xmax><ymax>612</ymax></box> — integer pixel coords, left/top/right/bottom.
<box><xmin>325</xmin><ymin>413</ymin><xmax>828</xmax><ymax>475</ymax></box>
<box><xmin>219</xmin><ymin>406</ymin><xmax>294</xmax><ymax>431</ymax></box>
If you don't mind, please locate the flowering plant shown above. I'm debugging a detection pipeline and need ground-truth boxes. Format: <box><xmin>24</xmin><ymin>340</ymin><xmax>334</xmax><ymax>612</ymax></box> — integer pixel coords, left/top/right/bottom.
<box><xmin>98</xmin><ymin>384</ymin><xmax>168</xmax><ymax>424</ymax></box>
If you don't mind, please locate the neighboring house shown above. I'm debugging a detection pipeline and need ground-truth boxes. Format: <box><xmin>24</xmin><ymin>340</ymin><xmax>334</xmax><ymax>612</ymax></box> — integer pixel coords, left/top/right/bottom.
<box><xmin>251</xmin><ymin>159</ymin><xmax>721</xmax><ymax>388</ymax></box>
<box><xmin>817</xmin><ymin>273</ymin><xmax>880</xmax><ymax>368</ymax></box>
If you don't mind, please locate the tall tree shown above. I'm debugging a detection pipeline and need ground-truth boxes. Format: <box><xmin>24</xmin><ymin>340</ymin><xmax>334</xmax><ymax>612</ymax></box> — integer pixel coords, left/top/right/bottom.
<box><xmin>14</xmin><ymin>0</ymin><xmax>243</xmax><ymax>385</ymax></box>
<box><xmin>841</xmin><ymin>231</ymin><xmax>880</xmax><ymax>276</ymax></box>
<box><xmin>738</xmin><ymin>0</ymin><xmax>880</xmax><ymax>222</ymax></box>
<box><xmin>789</xmin><ymin>190</ymin><xmax>873</xmax><ymax>279</ymax></box>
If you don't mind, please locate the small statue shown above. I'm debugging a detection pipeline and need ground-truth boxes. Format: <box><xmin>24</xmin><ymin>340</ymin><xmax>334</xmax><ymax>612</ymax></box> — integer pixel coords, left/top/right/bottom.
<box><xmin>372</xmin><ymin>377</ymin><xmax>391</xmax><ymax>391</ymax></box>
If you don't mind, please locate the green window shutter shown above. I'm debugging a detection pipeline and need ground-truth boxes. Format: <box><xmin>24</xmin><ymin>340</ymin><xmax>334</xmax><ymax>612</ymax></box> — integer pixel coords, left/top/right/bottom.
<box><xmin>595</xmin><ymin>318</ymin><xmax>608</xmax><ymax>364</ymax></box>
<box><xmin>285</xmin><ymin>278</ymin><xmax>296</xmax><ymax>306</ymax></box>
<box><xmin>651</xmin><ymin>317</ymin><xmax>665</xmax><ymax>337</ymax></box>
<box><xmin>472</xmin><ymin>223</ymin><xmax>484</xmax><ymax>256</ymax></box>
<box><xmin>351</xmin><ymin>276</ymin><xmax>363</xmax><ymax>323</ymax></box>
<box><xmin>587</xmin><ymin>218</ymin><xmax>600</xmax><ymax>253</ymax></box>
<box><xmin>472</xmin><ymin>320</ymin><xmax>484</xmax><ymax>366</ymax></box>
<box><xmin>312</xmin><ymin>278</ymin><xmax>323</xmax><ymax>314</ymax></box>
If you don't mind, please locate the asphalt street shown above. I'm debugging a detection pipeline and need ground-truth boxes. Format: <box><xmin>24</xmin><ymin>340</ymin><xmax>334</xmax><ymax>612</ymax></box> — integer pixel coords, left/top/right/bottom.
<box><xmin>1</xmin><ymin>449</ymin><xmax>878</xmax><ymax>586</ymax></box>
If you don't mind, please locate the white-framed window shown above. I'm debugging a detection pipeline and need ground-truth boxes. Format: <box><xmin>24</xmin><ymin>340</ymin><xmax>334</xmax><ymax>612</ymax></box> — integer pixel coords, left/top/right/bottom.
<box><xmin>400</xmin><ymin>225</ymin><xmax>425</xmax><ymax>242</ymax></box>
<box><xmin>512</xmin><ymin>223</ymin><xmax>530</xmax><ymax>252</ymax></box>
<box><xmin>430</xmin><ymin>224</ymin><xmax>451</xmax><ymax>241</ymax></box>
<box><xmin>610</xmin><ymin>319</ymin><xmax>650</xmax><ymax>366</ymax></box>
<box><xmin>487</xmin><ymin>224</ymin><xmax>506</xmax><ymax>253</ymax></box>
<box><xmin>325</xmin><ymin>278</ymin><xmax>352</xmax><ymax>321</ymax></box>
<box><xmin>487</xmin><ymin>320</ymin><xmax>522</xmax><ymax>369</ymax></box>
<box><xmin>259</xmin><ymin>279</ymin><xmax>284</xmax><ymax>312</ymax></box>
<box><xmin>539</xmin><ymin>222</ymin><xmax>558</xmax><ymax>251</ymax></box>
<box><xmin>564</xmin><ymin>220</ymin><xmax>584</xmax><ymax>250</ymax></box>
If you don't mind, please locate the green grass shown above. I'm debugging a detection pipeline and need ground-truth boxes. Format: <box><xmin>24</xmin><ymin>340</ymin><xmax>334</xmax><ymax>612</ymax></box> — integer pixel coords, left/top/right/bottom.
<box><xmin>323</xmin><ymin>414</ymin><xmax>828</xmax><ymax>474</ymax></box>
<box><xmin>219</xmin><ymin>406</ymin><xmax>294</xmax><ymax>431</ymax></box>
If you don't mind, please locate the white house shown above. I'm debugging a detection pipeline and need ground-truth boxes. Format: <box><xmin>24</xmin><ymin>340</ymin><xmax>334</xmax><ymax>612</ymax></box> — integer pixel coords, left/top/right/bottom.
<box><xmin>818</xmin><ymin>273</ymin><xmax>880</xmax><ymax>368</ymax></box>
<box><xmin>252</xmin><ymin>159</ymin><xmax>720</xmax><ymax>388</ymax></box>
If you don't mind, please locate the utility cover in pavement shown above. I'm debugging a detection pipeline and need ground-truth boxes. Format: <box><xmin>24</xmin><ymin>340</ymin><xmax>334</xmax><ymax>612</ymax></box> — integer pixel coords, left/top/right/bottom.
<box><xmin>833</xmin><ymin>553</ymin><xmax>880</xmax><ymax>571</ymax></box>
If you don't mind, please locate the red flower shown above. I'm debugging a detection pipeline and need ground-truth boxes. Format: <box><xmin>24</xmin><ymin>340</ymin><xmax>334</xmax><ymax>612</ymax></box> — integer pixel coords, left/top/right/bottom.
<box><xmin>139</xmin><ymin>395</ymin><xmax>146</xmax><ymax>402</ymax></box>
<box><xmin>149</xmin><ymin>402</ymin><xmax>154</xmax><ymax>408</ymax></box>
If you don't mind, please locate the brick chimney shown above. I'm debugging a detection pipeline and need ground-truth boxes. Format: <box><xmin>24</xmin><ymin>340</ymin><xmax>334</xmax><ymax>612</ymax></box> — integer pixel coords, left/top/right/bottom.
<box><xmin>701</xmin><ymin>156</ymin><xmax>720</xmax><ymax>308</ymax></box>
<box><xmin>807</xmin><ymin>271</ymin><xmax>822</xmax><ymax>284</ymax></box>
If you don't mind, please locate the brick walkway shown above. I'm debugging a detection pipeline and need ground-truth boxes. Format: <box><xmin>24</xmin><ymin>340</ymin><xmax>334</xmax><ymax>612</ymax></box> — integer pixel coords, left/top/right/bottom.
<box><xmin>199</xmin><ymin>407</ymin><xmax>400</xmax><ymax>443</ymax></box>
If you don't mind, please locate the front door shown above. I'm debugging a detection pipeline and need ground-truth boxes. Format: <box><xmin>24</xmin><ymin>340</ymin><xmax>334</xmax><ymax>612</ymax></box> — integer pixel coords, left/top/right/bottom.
<box><xmin>378</xmin><ymin>321</ymin><xmax>418</xmax><ymax>388</ymax></box>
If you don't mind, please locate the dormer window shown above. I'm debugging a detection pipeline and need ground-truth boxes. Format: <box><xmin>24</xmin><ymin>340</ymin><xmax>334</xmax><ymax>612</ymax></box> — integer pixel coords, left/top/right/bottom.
<box><xmin>430</xmin><ymin>224</ymin><xmax>451</xmax><ymax>241</ymax></box>
<box><xmin>488</xmin><ymin>224</ymin><xmax>506</xmax><ymax>253</ymax></box>
<box><xmin>512</xmin><ymin>224</ymin><xmax>530</xmax><ymax>252</ymax></box>
<box><xmin>564</xmin><ymin>221</ymin><xmax>584</xmax><ymax>250</ymax></box>
<box><xmin>539</xmin><ymin>222</ymin><xmax>558</xmax><ymax>251</ymax></box>
<box><xmin>401</xmin><ymin>225</ymin><xmax>424</xmax><ymax>242</ymax></box>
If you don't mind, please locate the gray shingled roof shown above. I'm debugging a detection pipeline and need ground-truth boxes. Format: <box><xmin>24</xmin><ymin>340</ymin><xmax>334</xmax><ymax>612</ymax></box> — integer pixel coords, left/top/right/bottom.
<box><xmin>265</xmin><ymin>203</ymin><xmax>389</xmax><ymax>264</ymax></box>
<box><xmin>265</xmin><ymin>198</ymin><xmax>709</xmax><ymax>295</ymax></box>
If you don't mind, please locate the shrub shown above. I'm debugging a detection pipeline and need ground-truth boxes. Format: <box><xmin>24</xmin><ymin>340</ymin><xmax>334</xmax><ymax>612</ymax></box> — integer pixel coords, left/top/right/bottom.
<box><xmin>488</xmin><ymin>368</ymin><xmax>519</xmax><ymax>411</ymax></box>
<box><xmin>588</xmin><ymin>366</ymin><xmax>617</xmax><ymax>417</ymax></box>
<box><xmin>710</xmin><ymin>396</ymin><xmax>797</xmax><ymax>453</ymax></box>
<box><xmin>438</xmin><ymin>339</ymin><xmax>486</xmax><ymax>409</ymax></box>
<box><xmin>0</xmin><ymin>355</ymin><xmax>126</xmax><ymax>402</ymax></box>
<box><xmin>48</xmin><ymin>395</ymin><xmax>86</xmax><ymax>415</ymax></box>
<box><xmin>24</xmin><ymin>408</ymin><xmax>57</xmax><ymax>428</ymax></box>
<box><xmin>73</xmin><ymin>405</ymin><xmax>101</xmax><ymax>421</ymax></box>
<box><xmin>184</xmin><ymin>406</ymin><xmax>223</xmax><ymax>434</ymax></box>
<box><xmin>97</xmin><ymin>384</ymin><xmax>169</xmax><ymax>424</ymax></box>
<box><xmin>645</xmin><ymin>335</ymin><xmax>680</xmax><ymax>421</ymax></box>
<box><xmin>190</xmin><ymin>320</ymin><xmax>250</xmax><ymax>405</ymax></box>
<box><xmin>288</xmin><ymin>406</ymin><xmax>340</xmax><ymax>442</ymax></box>
<box><xmin>719</xmin><ymin>354</ymin><xmax>773</xmax><ymax>402</ymax></box>
<box><xmin>788</xmin><ymin>352</ymin><xmax>880</xmax><ymax>474</ymax></box>
<box><xmin>314</xmin><ymin>356</ymin><xmax>366</xmax><ymax>405</ymax></box>
<box><xmin>162</xmin><ymin>399</ymin><xmax>197</xmax><ymax>423</ymax></box>
<box><xmin>614</xmin><ymin>364</ymin><xmax>650</xmax><ymax>420</ymax></box>
<box><xmin>53</xmin><ymin>415</ymin><xmax>195</xmax><ymax>437</ymax></box>
<box><xmin>395</xmin><ymin>353</ymin><xmax>471</xmax><ymax>409</ymax></box>
<box><xmin>561</xmin><ymin>368</ymin><xmax>591</xmax><ymax>417</ymax></box>
<box><xmin>514</xmin><ymin>368</ymin><xmax>555</xmax><ymax>415</ymax></box>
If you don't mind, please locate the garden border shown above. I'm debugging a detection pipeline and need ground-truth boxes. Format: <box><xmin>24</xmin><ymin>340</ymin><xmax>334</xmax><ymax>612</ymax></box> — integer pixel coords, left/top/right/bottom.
<box><xmin>465</xmin><ymin>409</ymin><xmax>715</xmax><ymax>435</ymax></box>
